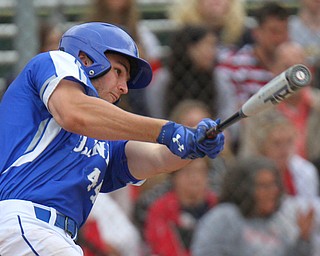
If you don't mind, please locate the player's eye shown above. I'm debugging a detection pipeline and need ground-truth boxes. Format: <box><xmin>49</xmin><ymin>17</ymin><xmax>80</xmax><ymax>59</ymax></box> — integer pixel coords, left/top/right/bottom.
<box><xmin>114</xmin><ymin>68</ymin><xmax>121</xmax><ymax>76</ymax></box>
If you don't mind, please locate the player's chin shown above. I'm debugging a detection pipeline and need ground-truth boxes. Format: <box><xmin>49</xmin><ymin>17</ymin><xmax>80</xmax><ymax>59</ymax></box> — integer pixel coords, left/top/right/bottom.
<box><xmin>110</xmin><ymin>93</ymin><xmax>121</xmax><ymax>103</ymax></box>
<box><xmin>102</xmin><ymin>93</ymin><xmax>117</xmax><ymax>103</ymax></box>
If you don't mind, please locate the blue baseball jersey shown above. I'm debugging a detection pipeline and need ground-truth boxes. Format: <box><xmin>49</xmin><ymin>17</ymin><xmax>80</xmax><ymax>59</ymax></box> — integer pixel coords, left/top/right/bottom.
<box><xmin>0</xmin><ymin>51</ymin><xmax>141</xmax><ymax>228</ymax></box>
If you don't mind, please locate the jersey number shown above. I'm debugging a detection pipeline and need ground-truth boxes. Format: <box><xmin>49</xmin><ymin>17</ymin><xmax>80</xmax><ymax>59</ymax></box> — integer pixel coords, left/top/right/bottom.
<box><xmin>87</xmin><ymin>168</ymin><xmax>102</xmax><ymax>204</ymax></box>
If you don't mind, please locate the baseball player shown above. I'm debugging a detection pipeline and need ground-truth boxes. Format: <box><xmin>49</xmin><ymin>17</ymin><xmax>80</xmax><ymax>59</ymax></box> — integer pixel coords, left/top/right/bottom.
<box><xmin>0</xmin><ymin>22</ymin><xmax>224</xmax><ymax>255</ymax></box>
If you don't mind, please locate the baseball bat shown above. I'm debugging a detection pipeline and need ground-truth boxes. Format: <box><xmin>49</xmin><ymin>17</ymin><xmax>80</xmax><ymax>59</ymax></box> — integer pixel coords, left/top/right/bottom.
<box><xmin>203</xmin><ymin>64</ymin><xmax>312</xmax><ymax>140</ymax></box>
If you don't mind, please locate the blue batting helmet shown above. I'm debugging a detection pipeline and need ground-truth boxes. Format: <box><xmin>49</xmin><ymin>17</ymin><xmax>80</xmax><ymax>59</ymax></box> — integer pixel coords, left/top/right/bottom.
<box><xmin>59</xmin><ymin>22</ymin><xmax>152</xmax><ymax>89</ymax></box>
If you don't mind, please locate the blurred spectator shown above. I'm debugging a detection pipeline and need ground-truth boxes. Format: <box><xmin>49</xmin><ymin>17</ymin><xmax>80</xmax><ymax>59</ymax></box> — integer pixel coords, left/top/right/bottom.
<box><xmin>84</xmin><ymin>0</ymin><xmax>163</xmax><ymax>115</ymax></box>
<box><xmin>214</xmin><ymin>2</ymin><xmax>290</xmax><ymax>149</ymax></box>
<box><xmin>239</xmin><ymin>109</ymin><xmax>319</xmax><ymax>198</ymax></box>
<box><xmin>168</xmin><ymin>99</ymin><xmax>234</xmax><ymax>193</ymax></box>
<box><xmin>270</xmin><ymin>41</ymin><xmax>320</xmax><ymax>161</ymax></box>
<box><xmin>78</xmin><ymin>193</ymin><xmax>142</xmax><ymax>256</ymax></box>
<box><xmin>168</xmin><ymin>0</ymin><xmax>253</xmax><ymax>53</ymax></box>
<box><xmin>270</xmin><ymin>40</ymin><xmax>308</xmax><ymax>74</ymax></box>
<box><xmin>144</xmin><ymin>157</ymin><xmax>218</xmax><ymax>256</ymax></box>
<box><xmin>145</xmin><ymin>25</ymin><xmax>219</xmax><ymax>118</ymax></box>
<box><xmin>79</xmin><ymin>218</ymin><xmax>120</xmax><ymax>256</ymax></box>
<box><xmin>133</xmin><ymin>175</ymin><xmax>172</xmax><ymax>239</ymax></box>
<box><xmin>85</xmin><ymin>0</ymin><xmax>162</xmax><ymax>69</ymax></box>
<box><xmin>191</xmin><ymin>156</ymin><xmax>315</xmax><ymax>256</ymax></box>
<box><xmin>289</xmin><ymin>0</ymin><xmax>320</xmax><ymax>70</ymax></box>
<box><xmin>38</xmin><ymin>21</ymin><xmax>63</xmax><ymax>53</ymax></box>
<box><xmin>134</xmin><ymin>99</ymin><xmax>231</xmax><ymax>244</ymax></box>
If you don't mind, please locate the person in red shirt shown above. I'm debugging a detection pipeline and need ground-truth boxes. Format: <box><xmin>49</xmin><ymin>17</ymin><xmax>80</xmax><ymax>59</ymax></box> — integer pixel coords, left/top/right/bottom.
<box><xmin>144</xmin><ymin>158</ymin><xmax>218</xmax><ymax>256</ymax></box>
<box><xmin>78</xmin><ymin>219</ymin><xmax>120</xmax><ymax>256</ymax></box>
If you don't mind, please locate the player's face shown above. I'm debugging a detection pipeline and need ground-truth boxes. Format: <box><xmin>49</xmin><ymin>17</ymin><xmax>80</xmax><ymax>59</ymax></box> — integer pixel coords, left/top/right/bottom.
<box><xmin>92</xmin><ymin>53</ymin><xmax>130</xmax><ymax>103</ymax></box>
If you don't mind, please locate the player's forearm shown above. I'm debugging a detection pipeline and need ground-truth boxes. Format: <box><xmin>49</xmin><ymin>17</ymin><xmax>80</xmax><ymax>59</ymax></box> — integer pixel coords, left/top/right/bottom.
<box><xmin>68</xmin><ymin>98</ymin><xmax>167</xmax><ymax>142</ymax></box>
<box><xmin>49</xmin><ymin>80</ymin><xmax>168</xmax><ymax>142</ymax></box>
<box><xmin>126</xmin><ymin>141</ymin><xmax>191</xmax><ymax>180</ymax></box>
<box><xmin>50</xmin><ymin>88</ymin><xmax>167</xmax><ymax>143</ymax></box>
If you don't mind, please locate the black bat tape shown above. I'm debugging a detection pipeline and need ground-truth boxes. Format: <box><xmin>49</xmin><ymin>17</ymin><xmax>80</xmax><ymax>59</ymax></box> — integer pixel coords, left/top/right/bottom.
<box><xmin>203</xmin><ymin>111</ymin><xmax>245</xmax><ymax>140</ymax></box>
<box><xmin>203</xmin><ymin>64</ymin><xmax>311</xmax><ymax>141</ymax></box>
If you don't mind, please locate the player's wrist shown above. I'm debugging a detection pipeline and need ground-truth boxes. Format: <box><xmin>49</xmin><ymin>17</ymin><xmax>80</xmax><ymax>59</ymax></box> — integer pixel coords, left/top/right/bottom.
<box><xmin>156</xmin><ymin>119</ymin><xmax>225</xmax><ymax>160</ymax></box>
<box><xmin>156</xmin><ymin>121</ymin><xmax>176</xmax><ymax>145</ymax></box>
<box><xmin>157</xmin><ymin>121</ymin><xmax>203</xmax><ymax>159</ymax></box>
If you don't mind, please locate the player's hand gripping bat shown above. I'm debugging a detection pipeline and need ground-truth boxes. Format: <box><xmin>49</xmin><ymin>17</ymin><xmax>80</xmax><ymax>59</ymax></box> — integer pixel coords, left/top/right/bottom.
<box><xmin>202</xmin><ymin>64</ymin><xmax>312</xmax><ymax>141</ymax></box>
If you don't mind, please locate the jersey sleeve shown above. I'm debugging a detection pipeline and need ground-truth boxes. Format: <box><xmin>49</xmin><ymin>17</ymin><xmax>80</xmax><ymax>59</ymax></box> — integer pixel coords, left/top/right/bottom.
<box><xmin>28</xmin><ymin>51</ymin><xmax>98</xmax><ymax>109</ymax></box>
<box><xmin>100</xmin><ymin>140</ymin><xmax>144</xmax><ymax>193</ymax></box>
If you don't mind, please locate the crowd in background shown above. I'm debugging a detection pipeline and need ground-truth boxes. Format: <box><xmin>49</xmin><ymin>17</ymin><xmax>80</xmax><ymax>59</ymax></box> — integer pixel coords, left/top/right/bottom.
<box><xmin>2</xmin><ymin>0</ymin><xmax>320</xmax><ymax>255</ymax></box>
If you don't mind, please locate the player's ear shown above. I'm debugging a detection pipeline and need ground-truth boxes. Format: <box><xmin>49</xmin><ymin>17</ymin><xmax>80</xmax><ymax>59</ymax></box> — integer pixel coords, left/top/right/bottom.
<box><xmin>78</xmin><ymin>51</ymin><xmax>93</xmax><ymax>67</ymax></box>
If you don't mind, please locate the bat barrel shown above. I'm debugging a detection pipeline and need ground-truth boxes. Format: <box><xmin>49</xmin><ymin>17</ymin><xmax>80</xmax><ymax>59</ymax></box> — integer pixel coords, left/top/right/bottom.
<box><xmin>202</xmin><ymin>64</ymin><xmax>312</xmax><ymax>142</ymax></box>
<box><xmin>286</xmin><ymin>64</ymin><xmax>311</xmax><ymax>89</ymax></box>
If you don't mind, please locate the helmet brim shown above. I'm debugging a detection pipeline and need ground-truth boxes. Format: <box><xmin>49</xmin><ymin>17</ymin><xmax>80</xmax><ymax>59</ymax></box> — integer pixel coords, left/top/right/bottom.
<box><xmin>127</xmin><ymin>56</ymin><xmax>153</xmax><ymax>89</ymax></box>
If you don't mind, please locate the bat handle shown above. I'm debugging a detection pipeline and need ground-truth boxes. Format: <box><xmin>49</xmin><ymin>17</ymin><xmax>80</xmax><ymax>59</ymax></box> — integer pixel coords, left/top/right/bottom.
<box><xmin>205</xmin><ymin>124</ymin><xmax>223</xmax><ymax>140</ymax></box>
<box><xmin>197</xmin><ymin>124</ymin><xmax>222</xmax><ymax>143</ymax></box>
<box><xmin>198</xmin><ymin>111</ymin><xmax>245</xmax><ymax>143</ymax></box>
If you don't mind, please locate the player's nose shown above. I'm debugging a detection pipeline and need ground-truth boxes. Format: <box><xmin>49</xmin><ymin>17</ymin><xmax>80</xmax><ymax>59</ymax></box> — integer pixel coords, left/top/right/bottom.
<box><xmin>118</xmin><ymin>80</ymin><xmax>129</xmax><ymax>94</ymax></box>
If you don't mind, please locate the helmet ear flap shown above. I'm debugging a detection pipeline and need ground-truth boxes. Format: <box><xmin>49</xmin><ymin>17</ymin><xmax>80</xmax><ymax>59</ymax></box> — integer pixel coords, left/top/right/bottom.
<box><xmin>83</xmin><ymin>61</ymin><xmax>111</xmax><ymax>79</ymax></box>
<box><xmin>79</xmin><ymin>51</ymin><xmax>112</xmax><ymax>78</ymax></box>
<box><xmin>60</xmin><ymin>35</ymin><xmax>111</xmax><ymax>78</ymax></box>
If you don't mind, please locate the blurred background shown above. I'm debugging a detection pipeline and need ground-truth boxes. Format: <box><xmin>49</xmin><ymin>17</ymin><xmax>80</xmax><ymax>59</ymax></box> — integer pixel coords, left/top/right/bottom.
<box><xmin>3</xmin><ymin>1</ymin><xmax>320</xmax><ymax>256</ymax></box>
<box><xmin>0</xmin><ymin>0</ymin><xmax>300</xmax><ymax>103</ymax></box>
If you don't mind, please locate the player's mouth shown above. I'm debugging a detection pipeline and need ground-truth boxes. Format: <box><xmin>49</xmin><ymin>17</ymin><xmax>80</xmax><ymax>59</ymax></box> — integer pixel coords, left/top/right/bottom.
<box><xmin>109</xmin><ymin>92</ymin><xmax>119</xmax><ymax>103</ymax></box>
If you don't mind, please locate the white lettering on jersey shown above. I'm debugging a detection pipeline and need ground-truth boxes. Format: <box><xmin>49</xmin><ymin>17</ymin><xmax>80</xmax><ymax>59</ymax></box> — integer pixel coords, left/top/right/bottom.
<box><xmin>92</xmin><ymin>141</ymin><xmax>106</xmax><ymax>159</ymax></box>
<box><xmin>90</xmin><ymin>182</ymin><xmax>102</xmax><ymax>204</ymax></box>
<box><xmin>87</xmin><ymin>168</ymin><xmax>101</xmax><ymax>191</ymax></box>
<box><xmin>87</xmin><ymin>168</ymin><xmax>103</xmax><ymax>204</ymax></box>
<box><xmin>73</xmin><ymin>136</ymin><xmax>111</xmax><ymax>204</ymax></box>
<box><xmin>74</xmin><ymin>136</ymin><xmax>88</xmax><ymax>153</ymax></box>
<box><xmin>74</xmin><ymin>136</ymin><xmax>109</xmax><ymax>163</ymax></box>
